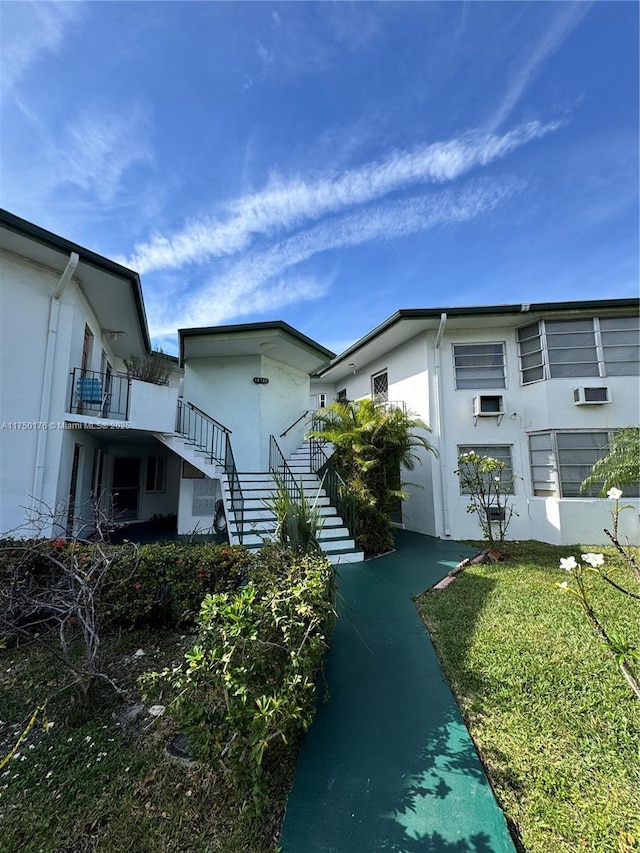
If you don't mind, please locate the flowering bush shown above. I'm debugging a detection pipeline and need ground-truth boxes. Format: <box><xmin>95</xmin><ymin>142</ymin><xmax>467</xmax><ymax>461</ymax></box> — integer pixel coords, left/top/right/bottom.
<box><xmin>558</xmin><ymin>490</ymin><xmax>640</xmax><ymax>700</ymax></box>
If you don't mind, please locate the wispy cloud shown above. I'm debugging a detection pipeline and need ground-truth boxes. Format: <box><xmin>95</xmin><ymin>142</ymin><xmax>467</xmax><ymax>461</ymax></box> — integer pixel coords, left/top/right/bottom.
<box><xmin>1</xmin><ymin>2</ymin><xmax>83</xmax><ymax>100</ymax></box>
<box><xmin>149</xmin><ymin>176</ymin><xmax>521</xmax><ymax>335</ymax></box>
<box><xmin>60</xmin><ymin>105</ymin><xmax>152</xmax><ymax>203</ymax></box>
<box><xmin>488</xmin><ymin>2</ymin><xmax>592</xmax><ymax>131</ymax></box>
<box><xmin>124</xmin><ymin>119</ymin><xmax>561</xmax><ymax>273</ymax></box>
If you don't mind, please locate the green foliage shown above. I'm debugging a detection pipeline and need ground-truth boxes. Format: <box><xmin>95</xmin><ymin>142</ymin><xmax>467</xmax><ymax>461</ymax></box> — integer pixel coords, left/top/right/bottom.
<box><xmin>266</xmin><ymin>476</ymin><xmax>323</xmax><ymax>554</ymax></box>
<box><xmin>580</xmin><ymin>426</ymin><xmax>640</xmax><ymax>495</ymax></box>
<box><xmin>455</xmin><ymin>451</ymin><xmax>518</xmax><ymax>546</ymax></box>
<box><xmin>103</xmin><ymin>542</ymin><xmax>252</xmax><ymax>627</ymax></box>
<box><xmin>141</xmin><ymin>546</ymin><xmax>336</xmax><ymax>801</ymax></box>
<box><xmin>308</xmin><ymin>399</ymin><xmax>436</xmax><ymax>556</ymax></box>
<box><xmin>0</xmin><ymin>538</ymin><xmax>252</xmax><ymax>632</ymax></box>
<box><xmin>417</xmin><ymin>540</ymin><xmax>640</xmax><ymax>853</ymax></box>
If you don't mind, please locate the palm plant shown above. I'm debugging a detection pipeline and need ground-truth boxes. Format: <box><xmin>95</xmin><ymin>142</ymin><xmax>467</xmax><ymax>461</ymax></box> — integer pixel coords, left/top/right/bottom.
<box><xmin>307</xmin><ymin>399</ymin><xmax>436</xmax><ymax>556</ymax></box>
<box><xmin>580</xmin><ymin>427</ymin><xmax>640</xmax><ymax>496</ymax></box>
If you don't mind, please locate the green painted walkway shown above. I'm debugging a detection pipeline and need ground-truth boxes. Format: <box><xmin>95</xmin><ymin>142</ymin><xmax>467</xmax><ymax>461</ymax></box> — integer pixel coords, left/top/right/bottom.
<box><xmin>280</xmin><ymin>532</ymin><xmax>517</xmax><ymax>853</ymax></box>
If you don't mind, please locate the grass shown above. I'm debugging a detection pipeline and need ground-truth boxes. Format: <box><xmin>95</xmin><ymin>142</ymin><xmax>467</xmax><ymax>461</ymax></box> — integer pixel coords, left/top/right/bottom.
<box><xmin>0</xmin><ymin>629</ymin><xmax>296</xmax><ymax>853</ymax></box>
<box><xmin>416</xmin><ymin>540</ymin><xmax>640</xmax><ymax>853</ymax></box>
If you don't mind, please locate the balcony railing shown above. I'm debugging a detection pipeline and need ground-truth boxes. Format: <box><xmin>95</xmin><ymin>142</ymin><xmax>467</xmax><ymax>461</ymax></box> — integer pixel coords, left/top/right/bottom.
<box><xmin>68</xmin><ymin>368</ymin><xmax>130</xmax><ymax>420</ymax></box>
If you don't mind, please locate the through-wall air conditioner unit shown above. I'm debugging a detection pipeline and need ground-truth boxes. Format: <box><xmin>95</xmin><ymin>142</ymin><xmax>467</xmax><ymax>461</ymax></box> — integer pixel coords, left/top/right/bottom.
<box><xmin>472</xmin><ymin>395</ymin><xmax>504</xmax><ymax>425</ymax></box>
<box><xmin>573</xmin><ymin>387</ymin><xmax>611</xmax><ymax>405</ymax></box>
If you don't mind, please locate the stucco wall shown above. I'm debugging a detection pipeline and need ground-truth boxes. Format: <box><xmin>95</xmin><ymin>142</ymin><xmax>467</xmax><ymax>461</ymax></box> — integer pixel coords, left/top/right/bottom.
<box><xmin>183</xmin><ymin>354</ymin><xmax>311</xmax><ymax>471</ymax></box>
<box><xmin>320</xmin><ymin>320</ymin><xmax>639</xmax><ymax>546</ymax></box>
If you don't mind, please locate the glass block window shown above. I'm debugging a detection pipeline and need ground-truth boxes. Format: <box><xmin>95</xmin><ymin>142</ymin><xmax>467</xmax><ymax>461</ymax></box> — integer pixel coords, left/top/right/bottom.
<box><xmin>458</xmin><ymin>445</ymin><xmax>514</xmax><ymax>494</ymax></box>
<box><xmin>453</xmin><ymin>343</ymin><xmax>506</xmax><ymax>389</ymax></box>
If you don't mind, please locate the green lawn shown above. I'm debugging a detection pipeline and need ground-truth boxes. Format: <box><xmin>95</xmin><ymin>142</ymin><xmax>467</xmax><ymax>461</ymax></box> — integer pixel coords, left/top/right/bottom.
<box><xmin>416</xmin><ymin>540</ymin><xmax>640</xmax><ymax>853</ymax></box>
<box><xmin>0</xmin><ymin>629</ymin><xmax>294</xmax><ymax>853</ymax></box>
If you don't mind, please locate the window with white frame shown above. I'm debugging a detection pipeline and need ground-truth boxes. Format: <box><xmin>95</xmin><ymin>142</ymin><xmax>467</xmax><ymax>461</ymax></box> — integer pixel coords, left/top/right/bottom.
<box><xmin>517</xmin><ymin>315</ymin><xmax>640</xmax><ymax>384</ymax></box>
<box><xmin>453</xmin><ymin>343</ymin><xmax>506</xmax><ymax>389</ymax></box>
<box><xmin>457</xmin><ymin>445</ymin><xmax>515</xmax><ymax>494</ymax></box>
<box><xmin>528</xmin><ymin>430</ymin><xmax>640</xmax><ymax>498</ymax></box>
<box><xmin>371</xmin><ymin>370</ymin><xmax>389</xmax><ymax>402</ymax></box>
<box><xmin>146</xmin><ymin>456</ymin><xmax>166</xmax><ymax>493</ymax></box>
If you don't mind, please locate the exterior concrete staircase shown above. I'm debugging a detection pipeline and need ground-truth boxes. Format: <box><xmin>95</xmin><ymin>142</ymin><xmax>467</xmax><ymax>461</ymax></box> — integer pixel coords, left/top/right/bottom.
<box><xmin>155</xmin><ymin>401</ymin><xmax>363</xmax><ymax>563</ymax></box>
<box><xmin>225</xmin><ymin>453</ymin><xmax>363</xmax><ymax>564</ymax></box>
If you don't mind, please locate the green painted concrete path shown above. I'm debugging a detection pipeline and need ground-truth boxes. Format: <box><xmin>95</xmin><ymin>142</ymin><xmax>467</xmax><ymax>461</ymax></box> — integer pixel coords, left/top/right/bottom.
<box><xmin>280</xmin><ymin>532</ymin><xmax>517</xmax><ymax>853</ymax></box>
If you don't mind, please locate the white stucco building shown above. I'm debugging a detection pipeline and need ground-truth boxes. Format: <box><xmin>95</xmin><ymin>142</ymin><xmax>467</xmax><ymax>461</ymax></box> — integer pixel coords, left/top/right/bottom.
<box><xmin>1</xmin><ymin>209</ymin><xmax>638</xmax><ymax>551</ymax></box>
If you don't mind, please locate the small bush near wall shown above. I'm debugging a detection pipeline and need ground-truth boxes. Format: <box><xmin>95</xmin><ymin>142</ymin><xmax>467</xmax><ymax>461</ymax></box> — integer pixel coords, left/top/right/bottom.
<box><xmin>0</xmin><ymin>539</ymin><xmax>253</xmax><ymax>633</ymax></box>
<box><xmin>141</xmin><ymin>544</ymin><xmax>336</xmax><ymax>801</ymax></box>
<box><xmin>103</xmin><ymin>542</ymin><xmax>253</xmax><ymax>628</ymax></box>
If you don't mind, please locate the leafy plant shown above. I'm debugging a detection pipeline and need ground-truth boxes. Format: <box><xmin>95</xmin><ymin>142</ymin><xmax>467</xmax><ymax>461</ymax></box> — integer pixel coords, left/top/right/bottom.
<box><xmin>580</xmin><ymin>426</ymin><xmax>640</xmax><ymax>495</ymax></box>
<box><xmin>141</xmin><ymin>546</ymin><xmax>336</xmax><ymax>802</ymax></box>
<box><xmin>307</xmin><ymin>399</ymin><xmax>436</xmax><ymax>556</ymax></box>
<box><xmin>455</xmin><ymin>451</ymin><xmax>518</xmax><ymax>546</ymax></box>
<box><xmin>266</xmin><ymin>475</ymin><xmax>323</xmax><ymax>554</ymax></box>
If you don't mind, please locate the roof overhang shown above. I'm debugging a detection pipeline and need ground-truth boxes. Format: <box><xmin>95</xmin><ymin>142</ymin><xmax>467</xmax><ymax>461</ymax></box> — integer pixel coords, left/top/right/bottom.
<box><xmin>179</xmin><ymin>321</ymin><xmax>335</xmax><ymax>374</ymax></box>
<box><xmin>0</xmin><ymin>209</ymin><xmax>150</xmax><ymax>358</ymax></box>
<box><xmin>319</xmin><ymin>299</ymin><xmax>640</xmax><ymax>383</ymax></box>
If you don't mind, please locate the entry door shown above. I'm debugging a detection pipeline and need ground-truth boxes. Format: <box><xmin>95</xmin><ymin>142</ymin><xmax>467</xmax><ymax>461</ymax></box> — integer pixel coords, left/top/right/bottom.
<box><xmin>111</xmin><ymin>457</ymin><xmax>141</xmax><ymax>521</ymax></box>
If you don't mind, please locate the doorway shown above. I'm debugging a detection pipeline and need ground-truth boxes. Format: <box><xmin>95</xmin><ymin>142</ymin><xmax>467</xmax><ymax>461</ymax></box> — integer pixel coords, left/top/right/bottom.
<box><xmin>112</xmin><ymin>457</ymin><xmax>141</xmax><ymax>521</ymax></box>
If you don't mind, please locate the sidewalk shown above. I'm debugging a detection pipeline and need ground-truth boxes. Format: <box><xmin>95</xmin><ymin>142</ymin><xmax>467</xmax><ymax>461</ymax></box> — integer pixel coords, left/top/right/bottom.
<box><xmin>280</xmin><ymin>531</ymin><xmax>517</xmax><ymax>853</ymax></box>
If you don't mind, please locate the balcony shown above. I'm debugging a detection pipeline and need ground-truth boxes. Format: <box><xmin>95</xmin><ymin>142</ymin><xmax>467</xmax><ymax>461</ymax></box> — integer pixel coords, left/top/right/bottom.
<box><xmin>67</xmin><ymin>368</ymin><xmax>178</xmax><ymax>432</ymax></box>
<box><xmin>68</xmin><ymin>368</ymin><xmax>130</xmax><ymax>420</ymax></box>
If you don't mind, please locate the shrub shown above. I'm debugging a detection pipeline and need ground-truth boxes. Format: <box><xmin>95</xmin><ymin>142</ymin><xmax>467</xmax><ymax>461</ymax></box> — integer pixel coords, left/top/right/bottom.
<box><xmin>103</xmin><ymin>542</ymin><xmax>252</xmax><ymax>628</ymax></box>
<box><xmin>141</xmin><ymin>545</ymin><xmax>336</xmax><ymax>800</ymax></box>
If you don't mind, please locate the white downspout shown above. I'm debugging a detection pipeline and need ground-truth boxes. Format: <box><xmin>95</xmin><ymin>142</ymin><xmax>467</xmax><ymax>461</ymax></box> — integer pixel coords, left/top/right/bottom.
<box><xmin>433</xmin><ymin>313</ymin><xmax>450</xmax><ymax>536</ymax></box>
<box><xmin>31</xmin><ymin>252</ymin><xmax>80</xmax><ymax>517</ymax></box>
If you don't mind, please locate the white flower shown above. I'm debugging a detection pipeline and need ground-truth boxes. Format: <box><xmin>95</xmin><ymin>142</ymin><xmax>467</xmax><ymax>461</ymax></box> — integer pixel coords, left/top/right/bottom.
<box><xmin>559</xmin><ymin>581</ymin><xmax>569</xmax><ymax>589</ymax></box>
<box><xmin>581</xmin><ymin>552</ymin><xmax>604</xmax><ymax>568</ymax></box>
<box><xmin>607</xmin><ymin>487</ymin><xmax>623</xmax><ymax>500</ymax></box>
<box><xmin>560</xmin><ymin>556</ymin><xmax>578</xmax><ymax>571</ymax></box>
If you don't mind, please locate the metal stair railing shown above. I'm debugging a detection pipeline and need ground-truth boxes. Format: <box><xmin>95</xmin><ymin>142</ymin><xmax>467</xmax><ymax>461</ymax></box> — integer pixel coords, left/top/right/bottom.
<box><xmin>175</xmin><ymin>399</ymin><xmax>244</xmax><ymax>543</ymax></box>
<box><xmin>224</xmin><ymin>433</ymin><xmax>244</xmax><ymax>545</ymax></box>
<box><xmin>308</xmin><ymin>436</ymin><xmax>356</xmax><ymax>540</ymax></box>
<box><xmin>269</xmin><ymin>435</ymin><xmax>301</xmax><ymax>503</ymax></box>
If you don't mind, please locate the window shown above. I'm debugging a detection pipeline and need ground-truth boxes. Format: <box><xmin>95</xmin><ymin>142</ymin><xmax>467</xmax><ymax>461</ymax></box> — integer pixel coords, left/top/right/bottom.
<box><xmin>518</xmin><ymin>315</ymin><xmax>640</xmax><ymax>383</ymax></box>
<box><xmin>337</xmin><ymin>388</ymin><xmax>347</xmax><ymax>402</ymax></box>
<box><xmin>453</xmin><ymin>343</ymin><xmax>506</xmax><ymax>389</ymax></box>
<box><xmin>146</xmin><ymin>456</ymin><xmax>166</xmax><ymax>493</ymax></box>
<box><xmin>318</xmin><ymin>393</ymin><xmax>327</xmax><ymax>408</ymax></box>
<box><xmin>600</xmin><ymin>316</ymin><xmax>640</xmax><ymax>375</ymax></box>
<box><xmin>458</xmin><ymin>445</ymin><xmax>514</xmax><ymax>494</ymax></box>
<box><xmin>528</xmin><ymin>430</ymin><xmax>640</xmax><ymax>498</ymax></box>
<box><xmin>371</xmin><ymin>370</ymin><xmax>389</xmax><ymax>402</ymax></box>
<box><xmin>517</xmin><ymin>323</ymin><xmax>544</xmax><ymax>383</ymax></box>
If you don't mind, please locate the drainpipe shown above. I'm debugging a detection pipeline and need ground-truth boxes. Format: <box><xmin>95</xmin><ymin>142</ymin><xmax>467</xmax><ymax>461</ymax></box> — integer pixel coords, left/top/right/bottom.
<box><xmin>31</xmin><ymin>252</ymin><xmax>80</xmax><ymax>521</ymax></box>
<box><xmin>433</xmin><ymin>313</ymin><xmax>450</xmax><ymax>536</ymax></box>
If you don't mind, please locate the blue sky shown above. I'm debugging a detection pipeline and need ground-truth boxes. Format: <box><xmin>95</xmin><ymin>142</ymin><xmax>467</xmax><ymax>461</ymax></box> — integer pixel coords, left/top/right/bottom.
<box><xmin>2</xmin><ymin>1</ymin><xmax>638</xmax><ymax>355</ymax></box>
